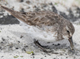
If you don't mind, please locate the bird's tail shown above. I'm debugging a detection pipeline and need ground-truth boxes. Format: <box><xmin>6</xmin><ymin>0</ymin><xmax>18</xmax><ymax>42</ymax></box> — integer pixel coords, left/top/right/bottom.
<box><xmin>0</xmin><ymin>4</ymin><xmax>28</xmax><ymax>24</ymax></box>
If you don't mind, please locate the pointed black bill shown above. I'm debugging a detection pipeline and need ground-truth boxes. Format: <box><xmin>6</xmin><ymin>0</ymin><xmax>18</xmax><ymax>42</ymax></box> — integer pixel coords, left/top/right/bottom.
<box><xmin>68</xmin><ymin>37</ymin><xmax>74</xmax><ymax>50</ymax></box>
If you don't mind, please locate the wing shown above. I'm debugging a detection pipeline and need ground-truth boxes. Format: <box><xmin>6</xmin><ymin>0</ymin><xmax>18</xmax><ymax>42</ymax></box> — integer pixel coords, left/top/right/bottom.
<box><xmin>0</xmin><ymin>5</ymin><xmax>61</xmax><ymax>27</ymax></box>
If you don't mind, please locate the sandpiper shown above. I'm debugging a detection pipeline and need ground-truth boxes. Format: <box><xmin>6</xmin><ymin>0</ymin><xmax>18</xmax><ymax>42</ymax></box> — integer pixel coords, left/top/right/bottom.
<box><xmin>0</xmin><ymin>5</ymin><xmax>75</xmax><ymax>52</ymax></box>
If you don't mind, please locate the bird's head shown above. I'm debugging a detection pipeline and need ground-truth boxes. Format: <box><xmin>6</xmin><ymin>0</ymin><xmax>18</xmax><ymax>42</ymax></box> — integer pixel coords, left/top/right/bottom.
<box><xmin>62</xmin><ymin>22</ymin><xmax>75</xmax><ymax>40</ymax></box>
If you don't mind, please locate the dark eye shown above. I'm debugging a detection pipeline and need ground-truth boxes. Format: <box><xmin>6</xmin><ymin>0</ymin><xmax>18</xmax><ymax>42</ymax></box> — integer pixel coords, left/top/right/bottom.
<box><xmin>67</xmin><ymin>30</ymin><xmax>69</xmax><ymax>33</ymax></box>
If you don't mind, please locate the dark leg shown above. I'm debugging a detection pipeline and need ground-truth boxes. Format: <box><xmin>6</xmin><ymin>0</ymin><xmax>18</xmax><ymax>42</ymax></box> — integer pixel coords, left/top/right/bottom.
<box><xmin>34</xmin><ymin>40</ymin><xmax>48</xmax><ymax>52</ymax></box>
<box><xmin>34</xmin><ymin>39</ymin><xmax>53</xmax><ymax>53</ymax></box>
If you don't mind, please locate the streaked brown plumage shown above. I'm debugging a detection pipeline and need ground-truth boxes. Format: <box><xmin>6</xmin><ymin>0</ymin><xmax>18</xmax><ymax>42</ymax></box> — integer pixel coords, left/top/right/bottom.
<box><xmin>0</xmin><ymin>5</ymin><xmax>75</xmax><ymax>52</ymax></box>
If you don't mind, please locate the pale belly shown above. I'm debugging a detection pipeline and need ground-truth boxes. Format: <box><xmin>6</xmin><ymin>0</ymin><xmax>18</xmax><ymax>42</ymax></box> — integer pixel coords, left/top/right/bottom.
<box><xmin>21</xmin><ymin>25</ymin><xmax>57</xmax><ymax>42</ymax></box>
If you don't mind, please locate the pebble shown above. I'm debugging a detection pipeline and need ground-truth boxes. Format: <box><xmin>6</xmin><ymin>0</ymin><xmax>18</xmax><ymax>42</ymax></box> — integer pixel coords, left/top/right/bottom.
<box><xmin>1</xmin><ymin>42</ymin><xmax>3</xmax><ymax>44</ymax></box>
<box><xmin>18</xmin><ymin>41</ymin><xmax>20</xmax><ymax>43</ymax></box>
<box><xmin>53</xmin><ymin>58</ymin><xmax>56</xmax><ymax>59</ymax></box>
<box><xmin>2</xmin><ymin>38</ymin><xmax>5</xmax><ymax>41</ymax></box>
<box><xmin>0</xmin><ymin>47</ymin><xmax>2</xmax><ymax>50</ymax></box>
<box><xmin>41</xmin><ymin>58</ymin><xmax>43</xmax><ymax>59</ymax></box>
<box><xmin>20</xmin><ymin>35</ymin><xmax>23</xmax><ymax>38</ymax></box>
<box><xmin>1</xmin><ymin>56</ymin><xmax>4</xmax><ymax>58</ymax></box>
<box><xmin>24</xmin><ymin>45</ymin><xmax>28</xmax><ymax>48</ymax></box>
<box><xmin>9</xmin><ymin>46</ymin><xmax>13</xmax><ymax>48</ymax></box>
<box><xmin>35</xmin><ymin>7</ymin><xmax>40</xmax><ymax>11</ymax></box>
<box><xmin>66</xmin><ymin>57</ymin><xmax>68</xmax><ymax>58</ymax></box>
<box><xmin>41</xmin><ymin>4</ymin><xmax>47</xmax><ymax>8</ymax></box>
<box><xmin>49</xmin><ymin>2</ymin><xmax>53</xmax><ymax>5</ymax></box>
<box><xmin>16</xmin><ymin>47</ymin><xmax>19</xmax><ymax>49</ymax></box>
<box><xmin>20</xmin><ymin>0</ymin><xmax>24</xmax><ymax>2</ymax></box>
<box><xmin>26</xmin><ymin>1</ymin><xmax>31</xmax><ymax>4</ymax></box>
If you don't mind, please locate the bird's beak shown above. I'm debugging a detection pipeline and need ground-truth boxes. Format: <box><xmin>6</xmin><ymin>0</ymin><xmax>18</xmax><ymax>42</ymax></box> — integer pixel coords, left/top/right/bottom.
<box><xmin>68</xmin><ymin>36</ymin><xmax>74</xmax><ymax>50</ymax></box>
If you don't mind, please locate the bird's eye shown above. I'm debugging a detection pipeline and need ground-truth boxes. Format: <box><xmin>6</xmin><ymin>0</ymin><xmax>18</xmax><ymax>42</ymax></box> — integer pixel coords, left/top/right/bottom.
<box><xmin>67</xmin><ymin>30</ymin><xmax>69</xmax><ymax>33</ymax></box>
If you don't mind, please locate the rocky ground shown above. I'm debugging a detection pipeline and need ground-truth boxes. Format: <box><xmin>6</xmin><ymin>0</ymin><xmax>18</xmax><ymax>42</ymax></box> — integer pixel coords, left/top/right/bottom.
<box><xmin>0</xmin><ymin>0</ymin><xmax>80</xmax><ymax>59</ymax></box>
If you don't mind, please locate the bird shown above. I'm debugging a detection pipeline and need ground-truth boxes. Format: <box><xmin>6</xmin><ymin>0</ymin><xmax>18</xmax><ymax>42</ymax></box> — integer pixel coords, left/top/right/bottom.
<box><xmin>0</xmin><ymin>4</ymin><xmax>75</xmax><ymax>52</ymax></box>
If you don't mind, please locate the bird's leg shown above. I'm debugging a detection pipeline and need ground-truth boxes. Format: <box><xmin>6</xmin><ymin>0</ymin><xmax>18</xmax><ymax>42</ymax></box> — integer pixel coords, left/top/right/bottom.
<box><xmin>34</xmin><ymin>40</ymin><xmax>48</xmax><ymax>52</ymax></box>
<box><xmin>34</xmin><ymin>39</ymin><xmax>52</xmax><ymax>53</ymax></box>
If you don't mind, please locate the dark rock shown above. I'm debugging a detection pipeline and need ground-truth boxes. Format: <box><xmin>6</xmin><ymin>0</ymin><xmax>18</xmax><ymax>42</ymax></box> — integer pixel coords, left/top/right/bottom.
<box><xmin>65</xmin><ymin>53</ymin><xmax>67</xmax><ymax>55</ymax></box>
<box><xmin>47</xmin><ymin>42</ymin><xmax>50</xmax><ymax>43</ymax></box>
<box><xmin>41</xmin><ymin>58</ymin><xmax>43</xmax><ymax>59</ymax></box>
<box><xmin>27</xmin><ymin>7</ymin><xmax>30</xmax><ymax>9</ymax></box>
<box><xmin>19</xmin><ymin>0</ymin><xmax>24</xmax><ymax>2</ymax></box>
<box><xmin>20</xmin><ymin>35</ymin><xmax>23</xmax><ymax>38</ymax></box>
<box><xmin>68</xmin><ymin>9</ymin><xmax>74</xmax><ymax>18</ymax></box>
<box><xmin>35</xmin><ymin>7</ymin><xmax>40</xmax><ymax>11</ymax></box>
<box><xmin>0</xmin><ymin>47</ymin><xmax>2</xmax><ymax>49</ymax></box>
<box><xmin>32</xmin><ymin>53</ymin><xmax>35</xmax><ymax>55</ymax></box>
<box><xmin>55</xmin><ymin>44</ymin><xmax>60</xmax><ymax>46</ymax></box>
<box><xmin>49</xmin><ymin>2</ymin><xmax>53</xmax><ymax>5</ymax></box>
<box><xmin>1</xmin><ymin>56</ymin><xmax>4</xmax><ymax>58</ymax></box>
<box><xmin>66</xmin><ymin>57</ymin><xmax>68</xmax><ymax>58</ymax></box>
<box><xmin>20</xmin><ymin>8</ymin><xmax>25</xmax><ymax>13</ymax></box>
<box><xmin>16</xmin><ymin>47</ymin><xmax>19</xmax><ymax>49</ymax></box>
<box><xmin>45</xmin><ymin>55</ymin><xmax>46</xmax><ymax>57</ymax></box>
<box><xmin>18</xmin><ymin>41</ymin><xmax>20</xmax><ymax>43</ymax></box>
<box><xmin>52</xmin><ymin>5</ymin><xmax>57</xmax><ymax>13</ymax></box>
<box><xmin>41</xmin><ymin>4</ymin><xmax>47</xmax><ymax>8</ymax></box>
<box><xmin>22</xmin><ymin>48</ymin><xmax>26</xmax><ymax>51</ymax></box>
<box><xmin>9</xmin><ymin>46</ymin><xmax>13</xmax><ymax>48</ymax></box>
<box><xmin>53</xmin><ymin>44</ymin><xmax>54</xmax><ymax>45</ymax></box>
<box><xmin>33</xmin><ymin>5</ymin><xmax>37</xmax><ymax>8</ymax></box>
<box><xmin>7</xmin><ymin>36</ymin><xmax>10</xmax><ymax>38</ymax></box>
<box><xmin>0</xmin><ymin>15</ymin><xmax>19</xmax><ymax>24</ymax></box>
<box><xmin>76</xmin><ymin>7</ymin><xmax>80</xmax><ymax>13</ymax></box>
<box><xmin>57</xmin><ymin>43</ymin><xmax>60</xmax><ymax>46</ymax></box>
<box><xmin>26</xmin><ymin>1</ymin><xmax>31</xmax><ymax>4</ymax></box>
<box><xmin>24</xmin><ymin>45</ymin><xmax>28</xmax><ymax>48</ymax></box>
<box><xmin>2</xmin><ymin>38</ymin><xmax>5</xmax><ymax>41</ymax></box>
<box><xmin>53</xmin><ymin>58</ymin><xmax>56</xmax><ymax>59</ymax></box>
<box><xmin>60</xmin><ymin>11</ymin><xmax>69</xmax><ymax>20</ymax></box>
<box><xmin>1</xmin><ymin>42</ymin><xmax>3</xmax><ymax>43</ymax></box>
